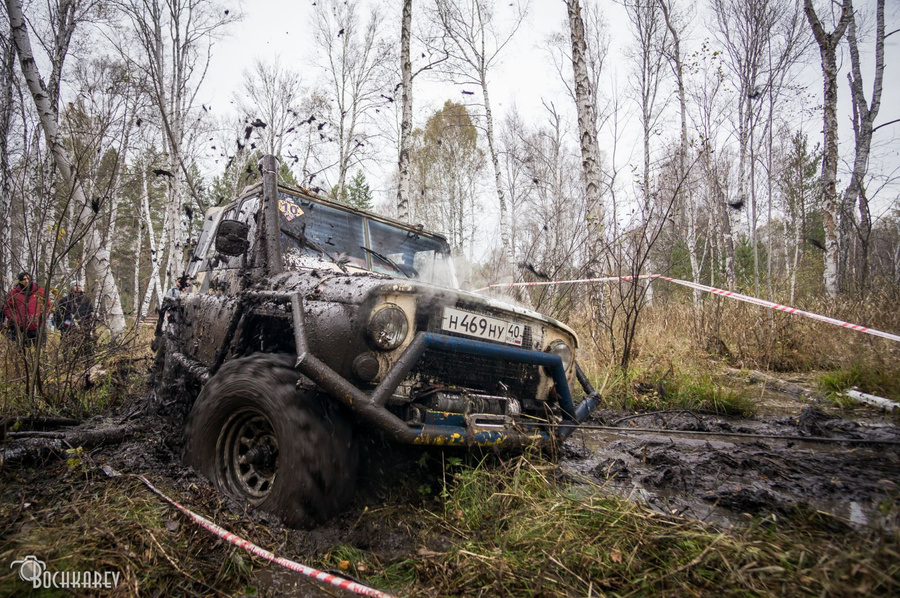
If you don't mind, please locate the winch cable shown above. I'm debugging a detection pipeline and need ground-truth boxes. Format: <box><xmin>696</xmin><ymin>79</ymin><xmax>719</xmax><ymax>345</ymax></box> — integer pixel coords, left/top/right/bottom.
<box><xmin>530</xmin><ymin>423</ymin><xmax>900</xmax><ymax>446</ymax></box>
<box><xmin>137</xmin><ymin>476</ymin><xmax>396</xmax><ymax>598</ymax></box>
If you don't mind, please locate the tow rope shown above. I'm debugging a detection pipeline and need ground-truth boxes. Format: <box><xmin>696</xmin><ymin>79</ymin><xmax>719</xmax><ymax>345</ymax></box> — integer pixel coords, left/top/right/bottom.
<box><xmin>475</xmin><ymin>274</ymin><xmax>900</xmax><ymax>344</ymax></box>
<box><xmin>137</xmin><ymin>476</ymin><xmax>396</xmax><ymax>598</ymax></box>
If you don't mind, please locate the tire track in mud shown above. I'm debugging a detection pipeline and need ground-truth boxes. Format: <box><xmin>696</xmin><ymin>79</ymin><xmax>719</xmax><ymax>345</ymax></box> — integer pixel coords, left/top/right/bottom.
<box><xmin>561</xmin><ymin>408</ymin><xmax>900</xmax><ymax>529</ymax></box>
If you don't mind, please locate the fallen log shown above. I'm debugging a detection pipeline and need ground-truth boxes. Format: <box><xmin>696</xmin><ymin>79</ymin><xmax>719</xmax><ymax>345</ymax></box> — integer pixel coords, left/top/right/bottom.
<box><xmin>845</xmin><ymin>388</ymin><xmax>900</xmax><ymax>412</ymax></box>
<box><xmin>0</xmin><ymin>416</ymin><xmax>82</xmax><ymax>431</ymax></box>
<box><xmin>0</xmin><ymin>424</ymin><xmax>135</xmax><ymax>467</ymax></box>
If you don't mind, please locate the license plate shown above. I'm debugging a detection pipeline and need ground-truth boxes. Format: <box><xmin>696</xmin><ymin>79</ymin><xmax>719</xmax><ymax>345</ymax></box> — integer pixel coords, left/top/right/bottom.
<box><xmin>441</xmin><ymin>307</ymin><xmax>523</xmax><ymax>346</ymax></box>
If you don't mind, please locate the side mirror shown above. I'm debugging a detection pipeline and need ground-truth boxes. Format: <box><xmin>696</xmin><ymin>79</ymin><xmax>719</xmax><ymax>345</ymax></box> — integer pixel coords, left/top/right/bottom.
<box><xmin>215</xmin><ymin>219</ymin><xmax>250</xmax><ymax>257</ymax></box>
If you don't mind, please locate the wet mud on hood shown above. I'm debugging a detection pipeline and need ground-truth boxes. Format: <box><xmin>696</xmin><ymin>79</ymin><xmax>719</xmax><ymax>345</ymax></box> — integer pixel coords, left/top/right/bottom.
<box><xmin>267</xmin><ymin>270</ymin><xmax>578</xmax><ymax>340</ymax></box>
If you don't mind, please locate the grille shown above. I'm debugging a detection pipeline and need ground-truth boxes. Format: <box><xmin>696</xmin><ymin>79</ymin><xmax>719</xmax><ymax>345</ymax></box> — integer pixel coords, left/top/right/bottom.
<box><xmin>411</xmin><ymin>300</ymin><xmax>542</xmax><ymax>397</ymax></box>
<box><xmin>410</xmin><ymin>346</ymin><xmax>540</xmax><ymax>397</ymax></box>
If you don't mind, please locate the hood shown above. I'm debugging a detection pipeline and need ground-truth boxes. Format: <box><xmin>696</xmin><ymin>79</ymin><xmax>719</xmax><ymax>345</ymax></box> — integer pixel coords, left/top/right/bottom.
<box><xmin>267</xmin><ymin>267</ymin><xmax>579</xmax><ymax>346</ymax></box>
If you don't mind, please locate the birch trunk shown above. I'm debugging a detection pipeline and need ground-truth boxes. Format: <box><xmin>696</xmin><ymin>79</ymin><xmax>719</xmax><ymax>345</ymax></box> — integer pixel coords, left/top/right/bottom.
<box><xmin>396</xmin><ymin>0</ymin><xmax>412</xmax><ymax>222</ymax></box>
<box><xmin>566</xmin><ymin>0</ymin><xmax>604</xmax><ymax>258</ymax></box>
<box><xmin>6</xmin><ymin>0</ymin><xmax>126</xmax><ymax>335</ymax></box>
<box><xmin>433</xmin><ymin>0</ymin><xmax>525</xmax><ymax>267</ymax></box>
<box><xmin>0</xmin><ymin>36</ymin><xmax>14</xmax><ymax>286</ymax></box>
<box><xmin>843</xmin><ymin>0</ymin><xmax>884</xmax><ymax>290</ymax></box>
<box><xmin>132</xmin><ymin>189</ymin><xmax>143</xmax><ymax>318</ymax></box>
<box><xmin>658</xmin><ymin>0</ymin><xmax>700</xmax><ymax>306</ymax></box>
<box><xmin>480</xmin><ymin>77</ymin><xmax>512</xmax><ymax>266</ymax></box>
<box><xmin>140</xmin><ymin>173</ymin><xmax>167</xmax><ymax>318</ymax></box>
<box><xmin>804</xmin><ymin>0</ymin><xmax>852</xmax><ymax>298</ymax></box>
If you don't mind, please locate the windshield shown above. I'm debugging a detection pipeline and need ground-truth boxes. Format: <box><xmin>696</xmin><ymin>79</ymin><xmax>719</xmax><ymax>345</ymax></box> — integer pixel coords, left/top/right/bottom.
<box><xmin>277</xmin><ymin>192</ymin><xmax>457</xmax><ymax>288</ymax></box>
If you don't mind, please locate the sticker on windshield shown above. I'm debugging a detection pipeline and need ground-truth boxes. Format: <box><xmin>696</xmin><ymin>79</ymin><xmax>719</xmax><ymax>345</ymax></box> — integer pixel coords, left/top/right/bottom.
<box><xmin>278</xmin><ymin>200</ymin><xmax>304</xmax><ymax>222</ymax></box>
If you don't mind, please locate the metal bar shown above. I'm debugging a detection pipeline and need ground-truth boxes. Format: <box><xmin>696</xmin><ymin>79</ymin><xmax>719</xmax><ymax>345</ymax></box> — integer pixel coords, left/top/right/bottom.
<box><xmin>417</xmin><ymin>333</ymin><xmax>578</xmax><ymax>421</ymax></box>
<box><xmin>260</xmin><ymin>155</ymin><xmax>283</xmax><ymax>275</ymax></box>
<box><xmin>290</xmin><ymin>293</ymin><xmax>309</xmax><ymax>356</ymax></box>
<box><xmin>371</xmin><ymin>333</ymin><xmax>426</xmax><ymax>407</ymax></box>
<box><xmin>290</xmin><ymin>293</ymin><xmax>418</xmax><ymax>442</ymax></box>
<box><xmin>576</xmin><ymin>362</ymin><xmax>595</xmax><ymax>394</ymax></box>
<box><xmin>287</xmin><ymin>292</ymin><xmax>595</xmax><ymax>445</ymax></box>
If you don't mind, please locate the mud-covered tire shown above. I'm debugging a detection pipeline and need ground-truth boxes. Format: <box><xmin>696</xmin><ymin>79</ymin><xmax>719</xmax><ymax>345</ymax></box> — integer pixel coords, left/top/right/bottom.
<box><xmin>184</xmin><ymin>353</ymin><xmax>357</xmax><ymax>528</ymax></box>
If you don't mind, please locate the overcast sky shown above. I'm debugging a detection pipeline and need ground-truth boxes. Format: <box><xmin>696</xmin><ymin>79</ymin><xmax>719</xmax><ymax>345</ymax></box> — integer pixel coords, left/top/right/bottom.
<box><xmin>198</xmin><ymin>0</ymin><xmax>899</xmax><ymax>255</ymax></box>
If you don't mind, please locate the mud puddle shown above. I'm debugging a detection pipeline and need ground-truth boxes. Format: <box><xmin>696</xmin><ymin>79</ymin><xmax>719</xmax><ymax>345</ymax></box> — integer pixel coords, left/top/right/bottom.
<box><xmin>561</xmin><ymin>407</ymin><xmax>900</xmax><ymax>530</ymax></box>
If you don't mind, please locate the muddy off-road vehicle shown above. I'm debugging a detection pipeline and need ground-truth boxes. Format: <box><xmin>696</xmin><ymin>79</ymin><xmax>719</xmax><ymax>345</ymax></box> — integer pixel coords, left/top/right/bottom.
<box><xmin>152</xmin><ymin>156</ymin><xmax>601</xmax><ymax>527</ymax></box>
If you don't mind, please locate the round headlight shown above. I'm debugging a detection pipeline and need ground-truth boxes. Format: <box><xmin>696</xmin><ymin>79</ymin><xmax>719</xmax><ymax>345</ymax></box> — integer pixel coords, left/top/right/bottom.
<box><xmin>546</xmin><ymin>339</ymin><xmax>573</xmax><ymax>372</ymax></box>
<box><xmin>367</xmin><ymin>304</ymin><xmax>409</xmax><ymax>350</ymax></box>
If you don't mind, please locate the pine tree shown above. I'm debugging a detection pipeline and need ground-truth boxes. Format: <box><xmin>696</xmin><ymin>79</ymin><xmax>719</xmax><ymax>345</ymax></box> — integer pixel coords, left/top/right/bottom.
<box><xmin>346</xmin><ymin>170</ymin><xmax>373</xmax><ymax>211</ymax></box>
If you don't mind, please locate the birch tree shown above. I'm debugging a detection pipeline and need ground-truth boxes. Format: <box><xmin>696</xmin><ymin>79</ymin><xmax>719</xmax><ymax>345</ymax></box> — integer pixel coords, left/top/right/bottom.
<box><xmin>433</xmin><ymin>0</ymin><xmax>528</xmax><ymax>267</ymax></box>
<box><xmin>409</xmin><ymin>101</ymin><xmax>483</xmax><ymax>259</ymax></box>
<box><xmin>658</xmin><ymin>0</ymin><xmax>702</xmax><ymax>305</ymax></box>
<box><xmin>625</xmin><ymin>0</ymin><xmax>669</xmax><ymax>221</ymax></box>
<box><xmin>313</xmin><ymin>0</ymin><xmax>392</xmax><ymax>201</ymax></box>
<box><xmin>397</xmin><ymin>0</ymin><xmax>413</xmax><ymax>221</ymax></box>
<box><xmin>6</xmin><ymin>0</ymin><xmax>127</xmax><ymax>335</ymax></box>
<box><xmin>396</xmin><ymin>0</ymin><xmax>454</xmax><ymax>222</ymax></box>
<box><xmin>113</xmin><ymin>0</ymin><xmax>235</xmax><ymax>288</ymax></box>
<box><xmin>711</xmin><ymin>0</ymin><xmax>770</xmax><ymax>288</ymax></box>
<box><xmin>0</xmin><ymin>20</ymin><xmax>16</xmax><ymax>287</ymax></box>
<box><xmin>843</xmin><ymin>0</ymin><xmax>887</xmax><ymax>290</ymax></box>
<box><xmin>565</xmin><ymin>0</ymin><xmax>604</xmax><ymax>260</ymax></box>
<box><xmin>235</xmin><ymin>58</ymin><xmax>305</xmax><ymax>158</ymax></box>
<box><xmin>712</xmin><ymin>0</ymin><xmax>808</xmax><ymax>291</ymax></box>
<box><xmin>803</xmin><ymin>0</ymin><xmax>852</xmax><ymax>297</ymax></box>
<box><xmin>139</xmin><ymin>166</ymin><xmax>166</xmax><ymax>317</ymax></box>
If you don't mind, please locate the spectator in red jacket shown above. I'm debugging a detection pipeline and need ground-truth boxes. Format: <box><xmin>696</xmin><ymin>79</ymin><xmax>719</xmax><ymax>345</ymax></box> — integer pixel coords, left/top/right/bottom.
<box><xmin>2</xmin><ymin>272</ymin><xmax>50</xmax><ymax>344</ymax></box>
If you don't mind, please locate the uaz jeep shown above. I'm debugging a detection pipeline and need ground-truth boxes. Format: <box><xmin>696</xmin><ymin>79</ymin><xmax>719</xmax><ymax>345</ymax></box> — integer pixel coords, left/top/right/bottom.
<box><xmin>153</xmin><ymin>156</ymin><xmax>600</xmax><ymax>527</ymax></box>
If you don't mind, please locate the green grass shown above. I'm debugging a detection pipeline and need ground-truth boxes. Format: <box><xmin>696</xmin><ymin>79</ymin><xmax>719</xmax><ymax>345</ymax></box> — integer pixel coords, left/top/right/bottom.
<box><xmin>375</xmin><ymin>455</ymin><xmax>899</xmax><ymax>597</ymax></box>
<box><xmin>604</xmin><ymin>365</ymin><xmax>756</xmax><ymax>417</ymax></box>
<box><xmin>673</xmin><ymin>373</ymin><xmax>757</xmax><ymax>416</ymax></box>
<box><xmin>819</xmin><ymin>364</ymin><xmax>900</xmax><ymax>401</ymax></box>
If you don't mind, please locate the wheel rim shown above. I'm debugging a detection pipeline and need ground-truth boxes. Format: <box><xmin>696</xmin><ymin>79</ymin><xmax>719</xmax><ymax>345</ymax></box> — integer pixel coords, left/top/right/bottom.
<box><xmin>217</xmin><ymin>408</ymin><xmax>279</xmax><ymax>502</ymax></box>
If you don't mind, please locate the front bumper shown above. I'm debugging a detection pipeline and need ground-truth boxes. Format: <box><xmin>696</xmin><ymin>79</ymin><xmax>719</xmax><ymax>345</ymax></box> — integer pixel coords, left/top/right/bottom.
<box><xmin>284</xmin><ymin>292</ymin><xmax>601</xmax><ymax>447</ymax></box>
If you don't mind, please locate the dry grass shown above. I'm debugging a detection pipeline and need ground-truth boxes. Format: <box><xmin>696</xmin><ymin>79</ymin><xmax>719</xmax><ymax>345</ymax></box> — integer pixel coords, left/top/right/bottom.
<box><xmin>0</xmin><ymin>323</ymin><xmax>154</xmax><ymax>419</ymax></box>
<box><xmin>0</xmin><ymin>467</ymin><xmax>260</xmax><ymax>596</ymax></box>
<box><xmin>573</xmin><ymin>293</ymin><xmax>900</xmax><ymax>406</ymax></box>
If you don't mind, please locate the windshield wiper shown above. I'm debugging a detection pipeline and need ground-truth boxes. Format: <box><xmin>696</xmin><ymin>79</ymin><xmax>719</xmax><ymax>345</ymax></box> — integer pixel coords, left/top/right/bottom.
<box><xmin>360</xmin><ymin>246</ymin><xmax>415</xmax><ymax>278</ymax></box>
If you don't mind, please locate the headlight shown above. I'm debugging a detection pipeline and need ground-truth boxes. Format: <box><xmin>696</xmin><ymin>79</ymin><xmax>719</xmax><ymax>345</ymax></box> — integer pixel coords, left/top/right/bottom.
<box><xmin>546</xmin><ymin>339</ymin><xmax>573</xmax><ymax>372</ymax></box>
<box><xmin>367</xmin><ymin>304</ymin><xmax>409</xmax><ymax>350</ymax></box>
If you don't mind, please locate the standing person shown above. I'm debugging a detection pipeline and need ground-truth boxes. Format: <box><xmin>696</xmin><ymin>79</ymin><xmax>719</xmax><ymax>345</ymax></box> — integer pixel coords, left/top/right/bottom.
<box><xmin>2</xmin><ymin>272</ymin><xmax>50</xmax><ymax>345</ymax></box>
<box><xmin>56</xmin><ymin>280</ymin><xmax>94</xmax><ymax>336</ymax></box>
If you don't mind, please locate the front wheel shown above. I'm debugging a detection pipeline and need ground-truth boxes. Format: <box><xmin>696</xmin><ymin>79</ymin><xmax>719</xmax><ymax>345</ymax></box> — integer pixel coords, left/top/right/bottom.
<box><xmin>184</xmin><ymin>353</ymin><xmax>357</xmax><ymax>528</ymax></box>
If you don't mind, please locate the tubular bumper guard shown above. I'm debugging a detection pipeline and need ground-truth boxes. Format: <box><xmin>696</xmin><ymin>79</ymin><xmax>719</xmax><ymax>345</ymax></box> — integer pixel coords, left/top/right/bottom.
<box><xmin>283</xmin><ymin>291</ymin><xmax>600</xmax><ymax>447</ymax></box>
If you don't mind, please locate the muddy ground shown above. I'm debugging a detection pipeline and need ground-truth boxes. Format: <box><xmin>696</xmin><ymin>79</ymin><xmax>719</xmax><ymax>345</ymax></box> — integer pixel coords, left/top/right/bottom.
<box><xmin>563</xmin><ymin>407</ymin><xmax>900</xmax><ymax>530</ymax></box>
<box><xmin>2</xmin><ymin>374</ymin><xmax>899</xmax><ymax>596</ymax></box>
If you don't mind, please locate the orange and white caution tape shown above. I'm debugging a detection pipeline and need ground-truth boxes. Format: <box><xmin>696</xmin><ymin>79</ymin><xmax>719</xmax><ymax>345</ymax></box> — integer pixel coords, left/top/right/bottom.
<box><xmin>138</xmin><ymin>476</ymin><xmax>396</xmax><ymax>598</ymax></box>
<box><xmin>476</xmin><ymin>275</ymin><xmax>900</xmax><ymax>344</ymax></box>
